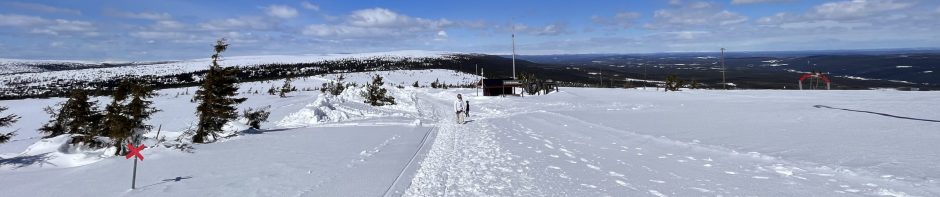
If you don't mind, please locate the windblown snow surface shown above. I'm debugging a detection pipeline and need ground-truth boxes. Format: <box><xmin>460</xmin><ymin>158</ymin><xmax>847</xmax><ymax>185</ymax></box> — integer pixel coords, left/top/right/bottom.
<box><xmin>2</xmin><ymin>69</ymin><xmax>940</xmax><ymax>196</ymax></box>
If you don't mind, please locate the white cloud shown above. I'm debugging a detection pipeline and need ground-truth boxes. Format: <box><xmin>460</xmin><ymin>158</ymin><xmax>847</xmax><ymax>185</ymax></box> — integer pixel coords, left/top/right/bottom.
<box><xmin>30</xmin><ymin>29</ymin><xmax>58</xmax><ymax>36</ymax></box>
<box><xmin>592</xmin><ymin>12</ymin><xmax>642</xmax><ymax>28</ymax></box>
<box><xmin>780</xmin><ymin>20</ymin><xmax>872</xmax><ymax>29</ymax></box>
<box><xmin>3</xmin><ymin>2</ymin><xmax>81</xmax><ymax>15</ymax></box>
<box><xmin>15</xmin><ymin>18</ymin><xmax>96</xmax><ymax>36</ymax></box>
<box><xmin>811</xmin><ymin>0</ymin><xmax>913</xmax><ymax>20</ymax></box>
<box><xmin>348</xmin><ymin>8</ymin><xmax>452</xmax><ymax>28</ymax></box>
<box><xmin>0</xmin><ymin>14</ymin><xmax>48</xmax><ymax>26</ymax></box>
<box><xmin>200</xmin><ymin>17</ymin><xmax>275</xmax><ymax>30</ymax></box>
<box><xmin>731</xmin><ymin>0</ymin><xmax>792</xmax><ymax>5</ymax></box>
<box><xmin>303</xmin><ymin>8</ymin><xmax>453</xmax><ymax>40</ymax></box>
<box><xmin>301</xmin><ymin>1</ymin><xmax>320</xmax><ymax>11</ymax></box>
<box><xmin>668</xmin><ymin>31</ymin><xmax>710</xmax><ymax>39</ymax></box>
<box><xmin>434</xmin><ymin>30</ymin><xmax>448</xmax><ymax>41</ymax></box>
<box><xmin>153</xmin><ymin>20</ymin><xmax>186</xmax><ymax>30</ymax></box>
<box><xmin>46</xmin><ymin>19</ymin><xmax>95</xmax><ymax>32</ymax></box>
<box><xmin>532</xmin><ymin>23</ymin><xmax>569</xmax><ymax>36</ymax></box>
<box><xmin>265</xmin><ymin>5</ymin><xmax>299</xmax><ymax>19</ymax></box>
<box><xmin>646</xmin><ymin>2</ymin><xmax>748</xmax><ymax>29</ymax></box>
<box><xmin>109</xmin><ymin>11</ymin><xmax>173</xmax><ymax>20</ymax></box>
<box><xmin>302</xmin><ymin>24</ymin><xmax>383</xmax><ymax>37</ymax></box>
<box><xmin>131</xmin><ymin>31</ymin><xmax>187</xmax><ymax>39</ymax></box>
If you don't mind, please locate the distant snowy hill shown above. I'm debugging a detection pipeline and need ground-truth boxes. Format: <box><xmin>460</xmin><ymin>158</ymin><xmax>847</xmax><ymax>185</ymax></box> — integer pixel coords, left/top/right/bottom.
<box><xmin>0</xmin><ymin>50</ymin><xmax>465</xmax><ymax>99</ymax></box>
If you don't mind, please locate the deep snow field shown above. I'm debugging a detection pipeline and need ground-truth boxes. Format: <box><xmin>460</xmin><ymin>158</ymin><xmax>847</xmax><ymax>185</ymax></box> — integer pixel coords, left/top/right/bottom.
<box><xmin>1</xmin><ymin>69</ymin><xmax>939</xmax><ymax>196</ymax></box>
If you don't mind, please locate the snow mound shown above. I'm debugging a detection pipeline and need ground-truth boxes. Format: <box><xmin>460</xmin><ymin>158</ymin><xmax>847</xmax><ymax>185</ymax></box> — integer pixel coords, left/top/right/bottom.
<box><xmin>0</xmin><ymin>135</ymin><xmax>115</xmax><ymax>170</ymax></box>
<box><xmin>276</xmin><ymin>95</ymin><xmax>355</xmax><ymax>128</ymax></box>
<box><xmin>276</xmin><ymin>84</ymin><xmax>422</xmax><ymax>128</ymax></box>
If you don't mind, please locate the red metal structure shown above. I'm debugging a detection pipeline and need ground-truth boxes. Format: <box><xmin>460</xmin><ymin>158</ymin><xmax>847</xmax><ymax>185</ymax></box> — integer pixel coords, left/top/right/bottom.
<box><xmin>799</xmin><ymin>72</ymin><xmax>831</xmax><ymax>90</ymax></box>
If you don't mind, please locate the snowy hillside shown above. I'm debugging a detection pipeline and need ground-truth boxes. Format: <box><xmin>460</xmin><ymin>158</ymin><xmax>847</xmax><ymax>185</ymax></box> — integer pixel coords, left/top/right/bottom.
<box><xmin>0</xmin><ymin>50</ymin><xmax>451</xmax><ymax>87</ymax></box>
<box><xmin>0</xmin><ymin>50</ymin><xmax>461</xmax><ymax>99</ymax></box>
<box><xmin>1</xmin><ymin>69</ymin><xmax>939</xmax><ymax>196</ymax></box>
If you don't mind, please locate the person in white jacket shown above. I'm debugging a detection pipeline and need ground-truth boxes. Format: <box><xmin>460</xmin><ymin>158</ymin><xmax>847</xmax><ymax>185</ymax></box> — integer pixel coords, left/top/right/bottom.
<box><xmin>454</xmin><ymin>94</ymin><xmax>467</xmax><ymax>124</ymax></box>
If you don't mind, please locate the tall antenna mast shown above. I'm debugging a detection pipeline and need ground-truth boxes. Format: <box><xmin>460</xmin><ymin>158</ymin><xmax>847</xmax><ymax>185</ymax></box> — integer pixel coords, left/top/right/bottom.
<box><xmin>721</xmin><ymin>48</ymin><xmax>726</xmax><ymax>89</ymax></box>
<box><xmin>512</xmin><ymin>30</ymin><xmax>517</xmax><ymax>79</ymax></box>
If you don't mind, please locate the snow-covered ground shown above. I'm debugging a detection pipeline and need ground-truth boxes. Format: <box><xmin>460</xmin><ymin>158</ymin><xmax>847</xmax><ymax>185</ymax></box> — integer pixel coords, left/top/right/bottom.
<box><xmin>2</xmin><ymin>69</ymin><xmax>939</xmax><ymax>196</ymax></box>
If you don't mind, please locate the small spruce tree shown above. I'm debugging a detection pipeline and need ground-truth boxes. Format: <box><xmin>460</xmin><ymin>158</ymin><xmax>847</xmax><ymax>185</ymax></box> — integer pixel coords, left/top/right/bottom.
<box><xmin>279</xmin><ymin>77</ymin><xmax>293</xmax><ymax>98</ymax></box>
<box><xmin>192</xmin><ymin>39</ymin><xmax>246</xmax><ymax>143</ymax></box>
<box><xmin>267</xmin><ymin>85</ymin><xmax>277</xmax><ymax>95</ymax></box>
<box><xmin>363</xmin><ymin>74</ymin><xmax>396</xmax><ymax>106</ymax></box>
<box><xmin>243</xmin><ymin>106</ymin><xmax>271</xmax><ymax>130</ymax></box>
<box><xmin>40</xmin><ymin>89</ymin><xmax>104</xmax><ymax>146</ymax></box>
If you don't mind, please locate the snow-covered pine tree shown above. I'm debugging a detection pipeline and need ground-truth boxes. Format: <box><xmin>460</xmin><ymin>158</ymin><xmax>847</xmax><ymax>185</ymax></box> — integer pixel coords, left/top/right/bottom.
<box><xmin>0</xmin><ymin>106</ymin><xmax>19</xmax><ymax>144</ymax></box>
<box><xmin>363</xmin><ymin>74</ymin><xmax>396</xmax><ymax>106</ymax></box>
<box><xmin>40</xmin><ymin>89</ymin><xmax>104</xmax><ymax>146</ymax></box>
<box><xmin>192</xmin><ymin>39</ymin><xmax>246</xmax><ymax>143</ymax></box>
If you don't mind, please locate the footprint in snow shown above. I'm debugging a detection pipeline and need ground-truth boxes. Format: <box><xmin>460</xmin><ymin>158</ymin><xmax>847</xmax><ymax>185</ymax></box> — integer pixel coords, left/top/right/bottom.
<box><xmin>580</xmin><ymin>184</ymin><xmax>597</xmax><ymax>189</ymax></box>
<box><xmin>609</xmin><ymin>171</ymin><xmax>625</xmax><ymax>177</ymax></box>
<box><xmin>586</xmin><ymin>164</ymin><xmax>601</xmax><ymax>171</ymax></box>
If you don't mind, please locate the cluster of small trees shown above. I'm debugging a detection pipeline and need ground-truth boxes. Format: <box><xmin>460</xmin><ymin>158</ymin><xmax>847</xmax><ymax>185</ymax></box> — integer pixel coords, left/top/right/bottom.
<box><xmin>664</xmin><ymin>75</ymin><xmax>685</xmax><ymax>92</ymax></box>
<box><xmin>663</xmin><ymin>75</ymin><xmax>704</xmax><ymax>91</ymax></box>
<box><xmin>268</xmin><ymin>77</ymin><xmax>297</xmax><ymax>97</ymax></box>
<box><xmin>320</xmin><ymin>74</ymin><xmax>347</xmax><ymax>96</ymax></box>
<box><xmin>429</xmin><ymin>78</ymin><xmax>457</xmax><ymax>89</ymax></box>
<box><xmin>38</xmin><ymin>80</ymin><xmax>158</xmax><ymax>154</ymax></box>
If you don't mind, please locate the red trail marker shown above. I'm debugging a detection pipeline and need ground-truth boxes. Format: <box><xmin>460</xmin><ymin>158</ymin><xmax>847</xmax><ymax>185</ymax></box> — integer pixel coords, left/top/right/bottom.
<box><xmin>126</xmin><ymin>143</ymin><xmax>145</xmax><ymax>161</ymax></box>
<box><xmin>126</xmin><ymin>143</ymin><xmax>145</xmax><ymax>189</ymax></box>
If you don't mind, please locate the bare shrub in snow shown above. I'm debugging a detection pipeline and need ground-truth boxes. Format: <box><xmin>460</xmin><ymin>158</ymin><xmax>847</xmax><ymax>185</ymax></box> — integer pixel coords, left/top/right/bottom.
<box><xmin>320</xmin><ymin>74</ymin><xmax>346</xmax><ymax>96</ymax></box>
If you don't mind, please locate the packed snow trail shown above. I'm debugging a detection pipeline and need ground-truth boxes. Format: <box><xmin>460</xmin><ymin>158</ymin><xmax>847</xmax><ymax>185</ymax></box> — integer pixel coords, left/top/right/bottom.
<box><xmin>403</xmin><ymin>88</ymin><xmax>940</xmax><ymax>196</ymax></box>
<box><xmin>404</xmin><ymin>91</ymin><xmax>541</xmax><ymax>196</ymax></box>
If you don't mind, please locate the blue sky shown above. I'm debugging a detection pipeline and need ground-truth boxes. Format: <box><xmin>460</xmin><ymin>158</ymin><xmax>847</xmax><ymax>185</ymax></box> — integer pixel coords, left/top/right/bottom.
<box><xmin>1</xmin><ymin>0</ymin><xmax>939</xmax><ymax>60</ymax></box>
